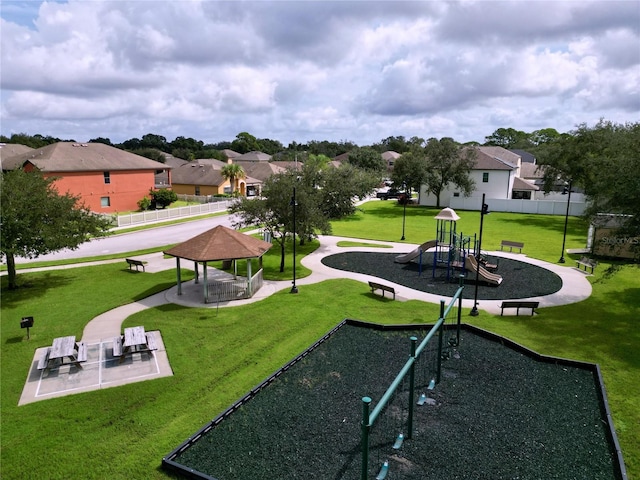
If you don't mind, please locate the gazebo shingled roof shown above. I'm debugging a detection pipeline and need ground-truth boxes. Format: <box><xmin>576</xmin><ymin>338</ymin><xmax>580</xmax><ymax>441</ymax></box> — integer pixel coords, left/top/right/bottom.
<box><xmin>164</xmin><ymin>225</ymin><xmax>272</xmax><ymax>262</ymax></box>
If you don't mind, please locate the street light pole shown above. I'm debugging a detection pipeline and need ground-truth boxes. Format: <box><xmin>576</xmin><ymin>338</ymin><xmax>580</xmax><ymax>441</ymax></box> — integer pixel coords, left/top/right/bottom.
<box><xmin>470</xmin><ymin>193</ymin><xmax>488</xmax><ymax>317</ymax></box>
<box><xmin>559</xmin><ymin>180</ymin><xmax>572</xmax><ymax>263</ymax></box>
<box><xmin>290</xmin><ymin>186</ymin><xmax>298</xmax><ymax>293</ymax></box>
<box><xmin>401</xmin><ymin>181</ymin><xmax>407</xmax><ymax>240</ymax></box>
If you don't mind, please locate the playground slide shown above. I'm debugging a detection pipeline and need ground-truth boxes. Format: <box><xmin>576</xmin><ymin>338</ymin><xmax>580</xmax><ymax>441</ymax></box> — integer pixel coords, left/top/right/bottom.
<box><xmin>395</xmin><ymin>240</ymin><xmax>438</xmax><ymax>263</ymax></box>
<box><xmin>464</xmin><ymin>255</ymin><xmax>503</xmax><ymax>286</ymax></box>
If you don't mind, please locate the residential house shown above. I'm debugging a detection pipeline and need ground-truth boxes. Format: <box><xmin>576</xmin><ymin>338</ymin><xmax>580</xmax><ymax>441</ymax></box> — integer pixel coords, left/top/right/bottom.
<box><xmin>0</xmin><ymin>143</ymin><xmax>34</xmax><ymax>169</ymax></box>
<box><xmin>381</xmin><ymin>150</ymin><xmax>400</xmax><ymax>172</ymax></box>
<box><xmin>419</xmin><ymin>146</ymin><xmax>539</xmax><ymax>206</ymax></box>
<box><xmin>5</xmin><ymin>142</ymin><xmax>171</xmax><ymax>213</ymax></box>
<box><xmin>171</xmin><ymin>160</ymin><xmax>263</xmax><ymax>197</ymax></box>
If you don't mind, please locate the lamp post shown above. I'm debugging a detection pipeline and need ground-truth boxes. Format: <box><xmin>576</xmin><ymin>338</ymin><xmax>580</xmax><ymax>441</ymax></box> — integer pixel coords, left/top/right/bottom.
<box><xmin>290</xmin><ymin>186</ymin><xmax>298</xmax><ymax>293</ymax></box>
<box><xmin>470</xmin><ymin>194</ymin><xmax>488</xmax><ymax>317</ymax></box>
<box><xmin>401</xmin><ymin>181</ymin><xmax>408</xmax><ymax>241</ymax></box>
<box><xmin>559</xmin><ymin>180</ymin><xmax>572</xmax><ymax>263</ymax></box>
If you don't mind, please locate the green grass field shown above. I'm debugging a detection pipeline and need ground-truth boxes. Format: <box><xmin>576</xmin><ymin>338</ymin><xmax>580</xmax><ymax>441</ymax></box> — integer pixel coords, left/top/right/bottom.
<box><xmin>1</xmin><ymin>200</ymin><xmax>638</xmax><ymax>479</ymax></box>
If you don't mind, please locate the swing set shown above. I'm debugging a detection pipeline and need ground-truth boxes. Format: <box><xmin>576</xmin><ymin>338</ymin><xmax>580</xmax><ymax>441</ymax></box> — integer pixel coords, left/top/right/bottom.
<box><xmin>360</xmin><ymin>279</ymin><xmax>464</xmax><ymax>480</ymax></box>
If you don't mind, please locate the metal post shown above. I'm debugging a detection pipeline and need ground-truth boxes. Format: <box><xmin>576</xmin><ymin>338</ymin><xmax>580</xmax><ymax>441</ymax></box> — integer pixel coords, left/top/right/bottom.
<box><xmin>559</xmin><ymin>181</ymin><xmax>572</xmax><ymax>263</ymax></box>
<box><xmin>456</xmin><ymin>274</ymin><xmax>464</xmax><ymax>345</ymax></box>
<box><xmin>401</xmin><ymin>181</ymin><xmax>407</xmax><ymax>240</ymax></box>
<box><xmin>290</xmin><ymin>186</ymin><xmax>298</xmax><ymax>293</ymax></box>
<box><xmin>361</xmin><ymin>397</ymin><xmax>372</xmax><ymax>480</ymax></box>
<box><xmin>470</xmin><ymin>194</ymin><xmax>487</xmax><ymax>317</ymax></box>
<box><xmin>408</xmin><ymin>336</ymin><xmax>417</xmax><ymax>439</ymax></box>
<box><xmin>437</xmin><ymin>300</ymin><xmax>444</xmax><ymax>384</ymax></box>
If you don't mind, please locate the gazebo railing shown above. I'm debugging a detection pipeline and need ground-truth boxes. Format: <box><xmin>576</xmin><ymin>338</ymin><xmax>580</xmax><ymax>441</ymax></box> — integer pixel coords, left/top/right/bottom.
<box><xmin>206</xmin><ymin>269</ymin><xmax>264</xmax><ymax>303</ymax></box>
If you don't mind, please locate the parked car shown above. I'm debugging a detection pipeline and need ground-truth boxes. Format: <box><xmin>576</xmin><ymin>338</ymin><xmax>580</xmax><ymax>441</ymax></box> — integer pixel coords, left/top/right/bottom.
<box><xmin>376</xmin><ymin>188</ymin><xmax>401</xmax><ymax>200</ymax></box>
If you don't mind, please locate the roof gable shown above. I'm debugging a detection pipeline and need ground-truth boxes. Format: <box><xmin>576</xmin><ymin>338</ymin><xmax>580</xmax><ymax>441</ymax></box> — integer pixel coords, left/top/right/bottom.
<box><xmin>171</xmin><ymin>163</ymin><xmax>225</xmax><ymax>186</ymax></box>
<box><xmin>164</xmin><ymin>225</ymin><xmax>272</xmax><ymax>261</ymax></box>
<box><xmin>9</xmin><ymin>142</ymin><xmax>168</xmax><ymax>172</ymax></box>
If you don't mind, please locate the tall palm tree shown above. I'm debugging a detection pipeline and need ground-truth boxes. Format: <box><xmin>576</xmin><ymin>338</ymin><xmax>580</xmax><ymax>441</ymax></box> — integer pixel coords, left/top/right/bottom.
<box><xmin>221</xmin><ymin>163</ymin><xmax>246</xmax><ymax>195</ymax></box>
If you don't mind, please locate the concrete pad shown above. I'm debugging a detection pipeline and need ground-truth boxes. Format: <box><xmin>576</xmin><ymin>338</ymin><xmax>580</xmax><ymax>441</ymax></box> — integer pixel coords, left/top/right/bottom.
<box><xmin>19</xmin><ymin>330</ymin><xmax>172</xmax><ymax>405</ymax></box>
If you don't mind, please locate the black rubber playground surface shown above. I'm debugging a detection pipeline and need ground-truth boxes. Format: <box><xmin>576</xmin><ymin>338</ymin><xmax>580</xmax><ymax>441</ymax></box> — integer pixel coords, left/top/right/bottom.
<box><xmin>321</xmin><ymin>252</ymin><xmax>563</xmax><ymax>300</ymax></box>
<box><xmin>165</xmin><ymin>323</ymin><xmax>620</xmax><ymax>480</ymax></box>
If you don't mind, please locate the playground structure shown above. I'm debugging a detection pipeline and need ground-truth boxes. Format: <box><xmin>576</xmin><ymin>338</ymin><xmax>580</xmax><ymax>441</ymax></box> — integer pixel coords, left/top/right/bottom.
<box><xmin>361</xmin><ymin>282</ymin><xmax>464</xmax><ymax>480</ymax></box>
<box><xmin>395</xmin><ymin>207</ymin><xmax>503</xmax><ymax>285</ymax></box>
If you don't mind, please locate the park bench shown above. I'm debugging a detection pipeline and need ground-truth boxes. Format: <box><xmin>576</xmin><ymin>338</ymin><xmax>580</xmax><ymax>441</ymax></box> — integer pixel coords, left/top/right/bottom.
<box><xmin>500</xmin><ymin>301</ymin><xmax>539</xmax><ymax>316</ymax></box>
<box><xmin>576</xmin><ymin>257</ymin><xmax>598</xmax><ymax>274</ymax></box>
<box><xmin>76</xmin><ymin>341</ymin><xmax>88</xmax><ymax>362</ymax></box>
<box><xmin>368</xmin><ymin>281</ymin><xmax>396</xmax><ymax>300</ymax></box>
<box><xmin>145</xmin><ymin>332</ymin><xmax>158</xmax><ymax>351</ymax></box>
<box><xmin>37</xmin><ymin>347</ymin><xmax>52</xmax><ymax>370</ymax></box>
<box><xmin>126</xmin><ymin>258</ymin><xmax>147</xmax><ymax>272</ymax></box>
<box><xmin>500</xmin><ymin>240</ymin><xmax>524</xmax><ymax>253</ymax></box>
<box><xmin>112</xmin><ymin>335</ymin><xmax>123</xmax><ymax>357</ymax></box>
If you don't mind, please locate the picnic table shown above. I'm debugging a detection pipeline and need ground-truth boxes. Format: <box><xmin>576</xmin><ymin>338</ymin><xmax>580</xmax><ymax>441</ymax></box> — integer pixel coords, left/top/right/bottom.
<box><xmin>113</xmin><ymin>326</ymin><xmax>157</xmax><ymax>363</ymax></box>
<box><xmin>38</xmin><ymin>335</ymin><xmax>87</xmax><ymax>371</ymax></box>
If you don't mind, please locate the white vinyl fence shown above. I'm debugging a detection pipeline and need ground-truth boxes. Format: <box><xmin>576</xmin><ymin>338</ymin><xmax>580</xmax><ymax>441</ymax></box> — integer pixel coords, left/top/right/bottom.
<box><xmin>449</xmin><ymin>197</ymin><xmax>586</xmax><ymax>216</ymax></box>
<box><xmin>114</xmin><ymin>199</ymin><xmax>233</xmax><ymax>228</ymax></box>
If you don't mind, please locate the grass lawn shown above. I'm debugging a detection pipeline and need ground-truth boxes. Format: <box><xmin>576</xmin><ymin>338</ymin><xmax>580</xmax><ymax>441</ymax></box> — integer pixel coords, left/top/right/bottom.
<box><xmin>1</xmin><ymin>200</ymin><xmax>638</xmax><ymax>479</ymax></box>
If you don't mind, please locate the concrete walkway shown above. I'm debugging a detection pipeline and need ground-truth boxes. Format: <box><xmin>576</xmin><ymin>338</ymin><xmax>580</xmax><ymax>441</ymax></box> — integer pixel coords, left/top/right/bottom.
<box><xmin>79</xmin><ymin>235</ymin><xmax>592</xmax><ymax>341</ymax></box>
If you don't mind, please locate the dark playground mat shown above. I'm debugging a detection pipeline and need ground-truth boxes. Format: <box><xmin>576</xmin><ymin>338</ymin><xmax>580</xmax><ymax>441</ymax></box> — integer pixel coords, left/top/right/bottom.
<box><xmin>169</xmin><ymin>324</ymin><xmax>619</xmax><ymax>480</ymax></box>
<box><xmin>321</xmin><ymin>252</ymin><xmax>563</xmax><ymax>300</ymax></box>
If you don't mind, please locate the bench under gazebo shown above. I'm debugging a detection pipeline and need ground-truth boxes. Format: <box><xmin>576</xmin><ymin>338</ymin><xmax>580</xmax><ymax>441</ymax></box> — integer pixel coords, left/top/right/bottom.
<box><xmin>164</xmin><ymin>225</ymin><xmax>272</xmax><ymax>303</ymax></box>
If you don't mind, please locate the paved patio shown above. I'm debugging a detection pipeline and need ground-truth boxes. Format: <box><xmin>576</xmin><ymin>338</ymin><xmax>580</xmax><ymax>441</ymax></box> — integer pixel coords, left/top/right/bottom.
<box><xmin>19</xmin><ymin>331</ymin><xmax>172</xmax><ymax>405</ymax></box>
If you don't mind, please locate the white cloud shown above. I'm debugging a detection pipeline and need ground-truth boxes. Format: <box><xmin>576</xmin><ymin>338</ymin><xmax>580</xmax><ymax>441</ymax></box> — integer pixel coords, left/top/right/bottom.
<box><xmin>1</xmin><ymin>0</ymin><xmax>638</xmax><ymax>146</ymax></box>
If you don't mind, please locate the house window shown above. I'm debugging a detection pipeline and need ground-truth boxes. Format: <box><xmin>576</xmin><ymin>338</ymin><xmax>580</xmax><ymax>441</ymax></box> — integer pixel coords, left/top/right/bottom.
<box><xmin>482</xmin><ymin>172</ymin><xmax>489</xmax><ymax>183</ymax></box>
<box><xmin>453</xmin><ymin>192</ymin><xmax>460</xmax><ymax>197</ymax></box>
<box><xmin>100</xmin><ymin>196</ymin><xmax>111</xmax><ymax>207</ymax></box>
<box><xmin>103</xmin><ymin>171</ymin><xmax>111</xmax><ymax>184</ymax></box>
<box><xmin>195</xmin><ymin>186</ymin><xmax>201</xmax><ymax>195</ymax></box>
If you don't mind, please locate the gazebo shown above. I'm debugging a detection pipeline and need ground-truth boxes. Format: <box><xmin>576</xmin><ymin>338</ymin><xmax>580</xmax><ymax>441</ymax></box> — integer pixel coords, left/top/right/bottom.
<box><xmin>164</xmin><ymin>225</ymin><xmax>273</xmax><ymax>303</ymax></box>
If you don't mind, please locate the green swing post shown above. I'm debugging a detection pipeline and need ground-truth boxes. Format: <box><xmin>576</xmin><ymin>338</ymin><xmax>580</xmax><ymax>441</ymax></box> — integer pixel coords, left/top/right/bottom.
<box><xmin>361</xmin><ymin>397</ymin><xmax>372</xmax><ymax>480</ymax></box>
<box><xmin>437</xmin><ymin>300</ymin><xmax>445</xmax><ymax>384</ymax></box>
<box><xmin>408</xmin><ymin>336</ymin><xmax>417</xmax><ymax>439</ymax></box>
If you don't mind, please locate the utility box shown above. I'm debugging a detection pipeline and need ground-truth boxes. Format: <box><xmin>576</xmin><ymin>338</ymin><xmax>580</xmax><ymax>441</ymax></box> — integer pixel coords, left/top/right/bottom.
<box><xmin>21</xmin><ymin>316</ymin><xmax>34</xmax><ymax>339</ymax></box>
<box><xmin>21</xmin><ymin>316</ymin><xmax>34</xmax><ymax>328</ymax></box>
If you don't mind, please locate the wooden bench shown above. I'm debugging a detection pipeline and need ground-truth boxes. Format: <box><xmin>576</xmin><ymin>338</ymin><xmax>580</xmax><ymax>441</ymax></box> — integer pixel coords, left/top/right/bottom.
<box><xmin>368</xmin><ymin>281</ymin><xmax>396</xmax><ymax>300</ymax></box>
<box><xmin>37</xmin><ymin>347</ymin><xmax>51</xmax><ymax>370</ymax></box>
<box><xmin>500</xmin><ymin>301</ymin><xmax>539</xmax><ymax>316</ymax></box>
<box><xmin>576</xmin><ymin>256</ymin><xmax>598</xmax><ymax>273</ymax></box>
<box><xmin>112</xmin><ymin>336</ymin><xmax>123</xmax><ymax>357</ymax></box>
<box><xmin>145</xmin><ymin>332</ymin><xmax>158</xmax><ymax>351</ymax></box>
<box><xmin>76</xmin><ymin>341</ymin><xmax>88</xmax><ymax>362</ymax></box>
<box><xmin>500</xmin><ymin>240</ymin><xmax>524</xmax><ymax>253</ymax></box>
<box><xmin>126</xmin><ymin>258</ymin><xmax>147</xmax><ymax>272</ymax></box>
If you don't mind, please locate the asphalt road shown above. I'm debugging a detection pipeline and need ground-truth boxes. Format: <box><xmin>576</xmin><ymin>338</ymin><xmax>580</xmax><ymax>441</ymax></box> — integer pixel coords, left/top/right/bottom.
<box><xmin>15</xmin><ymin>214</ymin><xmax>236</xmax><ymax>264</ymax></box>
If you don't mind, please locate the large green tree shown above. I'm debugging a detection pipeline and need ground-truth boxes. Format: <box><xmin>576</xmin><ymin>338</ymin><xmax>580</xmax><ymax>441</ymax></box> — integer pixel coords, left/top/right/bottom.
<box><xmin>347</xmin><ymin>147</ymin><xmax>387</xmax><ymax>174</ymax></box>
<box><xmin>390</xmin><ymin>151</ymin><xmax>428</xmax><ymax>195</ymax></box>
<box><xmin>423</xmin><ymin>137</ymin><xmax>476</xmax><ymax>207</ymax></box>
<box><xmin>538</xmin><ymin>120</ymin><xmax>640</xmax><ymax>245</ymax></box>
<box><xmin>0</xmin><ymin>169</ymin><xmax>112</xmax><ymax>288</ymax></box>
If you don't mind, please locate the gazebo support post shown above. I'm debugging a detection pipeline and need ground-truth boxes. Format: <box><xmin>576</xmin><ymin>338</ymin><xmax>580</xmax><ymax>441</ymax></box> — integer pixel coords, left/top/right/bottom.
<box><xmin>176</xmin><ymin>258</ymin><xmax>182</xmax><ymax>295</ymax></box>
<box><xmin>247</xmin><ymin>258</ymin><xmax>253</xmax><ymax>297</ymax></box>
<box><xmin>194</xmin><ymin>261</ymin><xmax>199</xmax><ymax>284</ymax></box>
<box><xmin>203</xmin><ymin>262</ymin><xmax>209</xmax><ymax>303</ymax></box>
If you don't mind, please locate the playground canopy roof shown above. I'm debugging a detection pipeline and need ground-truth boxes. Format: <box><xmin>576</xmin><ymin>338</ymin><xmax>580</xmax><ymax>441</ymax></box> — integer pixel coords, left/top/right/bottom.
<box><xmin>434</xmin><ymin>207</ymin><xmax>460</xmax><ymax>221</ymax></box>
<box><xmin>164</xmin><ymin>225</ymin><xmax>272</xmax><ymax>262</ymax></box>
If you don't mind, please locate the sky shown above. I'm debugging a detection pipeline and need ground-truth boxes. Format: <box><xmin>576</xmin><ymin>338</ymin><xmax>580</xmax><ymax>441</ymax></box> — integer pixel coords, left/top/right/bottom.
<box><xmin>1</xmin><ymin>0</ymin><xmax>639</xmax><ymax>147</ymax></box>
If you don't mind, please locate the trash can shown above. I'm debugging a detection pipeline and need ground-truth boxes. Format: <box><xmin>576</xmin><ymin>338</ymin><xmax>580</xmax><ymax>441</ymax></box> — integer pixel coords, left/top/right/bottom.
<box><xmin>263</xmin><ymin>230</ymin><xmax>272</xmax><ymax>243</ymax></box>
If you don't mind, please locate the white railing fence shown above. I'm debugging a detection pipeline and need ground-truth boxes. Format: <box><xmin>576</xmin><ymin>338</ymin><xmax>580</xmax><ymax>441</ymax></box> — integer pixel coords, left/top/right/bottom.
<box><xmin>206</xmin><ymin>269</ymin><xmax>264</xmax><ymax>303</ymax></box>
<box><xmin>114</xmin><ymin>199</ymin><xmax>233</xmax><ymax>227</ymax></box>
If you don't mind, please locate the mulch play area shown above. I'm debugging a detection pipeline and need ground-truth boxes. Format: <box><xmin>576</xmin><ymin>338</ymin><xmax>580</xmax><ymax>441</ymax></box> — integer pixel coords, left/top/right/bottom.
<box><xmin>163</xmin><ymin>322</ymin><xmax>623</xmax><ymax>480</ymax></box>
<box><xmin>321</xmin><ymin>252</ymin><xmax>563</xmax><ymax>300</ymax></box>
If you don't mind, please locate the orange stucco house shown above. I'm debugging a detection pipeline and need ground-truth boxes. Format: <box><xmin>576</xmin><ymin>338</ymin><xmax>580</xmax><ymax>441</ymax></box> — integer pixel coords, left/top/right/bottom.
<box><xmin>9</xmin><ymin>142</ymin><xmax>171</xmax><ymax>213</ymax></box>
